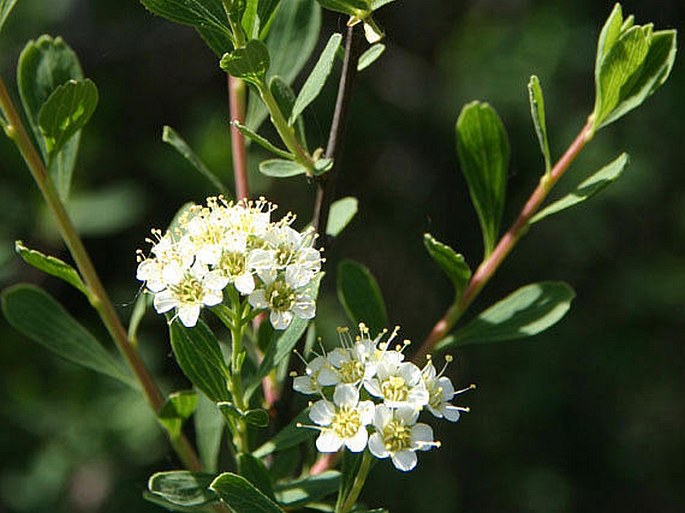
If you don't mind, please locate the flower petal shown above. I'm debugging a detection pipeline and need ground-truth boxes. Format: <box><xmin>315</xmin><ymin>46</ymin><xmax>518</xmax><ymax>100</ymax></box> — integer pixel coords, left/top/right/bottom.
<box><xmin>153</xmin><ymin>290</ymin><xmax>177</xmax><ymax>313</ymax></box>
<box><xmin>391</xmin><ymin>450</ymin><xmax>417</xmax><ymax>472</ymax></box>
<box><xmin>248</xmin><ymin>289</ymin><xmax>268</xmax><ymax>309</ymax></box>
<box><xmin>442</xmin><ymin>405</ymin><xmax>461</xmax><ymax>423</ymax></box>
<box><xmin>368</xmin><ymin>433</ymin><xmax>389</xmax><ymax>459</ymax></box>
<box><xmin>270</xmin><ymin>309</ymin><xmax>293</xmax><ymax>330</ymax></box>
<box><xmin>178</xmin><ymin>304</ymin><xmax>201</xmax><ymax>327</ymax></box>
<box><xmin>234</xmin><ymin>272</ymin><xmax>255</xmax><ymax>295</ymax></box>
<box><xmin>345</xmin><ymin>427</ymin><xmax>368</xmax><ymax>453</ymax></box>
<box><xmin>333</xmin><ymin>384</ymin><xmax>359</xmax><ymax>407</ymax></box>
<box><xmin>316</xmin><ymin>431</ymin><xmax>343</xmax><ymax>453</ymax></box>
<box><xmin>410</xmin><ymin>423</ymin><xmax>434</xmax><ymax>450</ymax></box>
<box><xmin>309</xmin><ymin>400</ymin><xmax>335</xmax><ymax>426</ymax></box>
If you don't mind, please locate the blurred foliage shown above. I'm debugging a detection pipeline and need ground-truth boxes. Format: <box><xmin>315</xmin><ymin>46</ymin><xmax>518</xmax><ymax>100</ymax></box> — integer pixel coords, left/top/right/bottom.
<box><xmin>1</xmin><ymin>0</ymin><xmax>684</xmax><ymax>512</ymax></box>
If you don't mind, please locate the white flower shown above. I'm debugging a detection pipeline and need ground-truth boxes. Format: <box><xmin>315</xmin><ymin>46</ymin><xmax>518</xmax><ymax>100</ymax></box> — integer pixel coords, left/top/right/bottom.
<box><xmin>248</xmin><ymin>268</ymin><xmax>316</xmax><ymax>330</ymax></box>
<box><xmin>368</xmin><ymin>404</ymin><xmax>437</xmax><ymax>472</ymax></box>
<box><xmin>421</xmin><ymin>357</ymin><xmax>473</xmax><ymax>422</ymax></box>
<box><xmin>292</xmin><ymin>355</ymin><xmax>338</xmax><ymax>395</ymax></box>
<box><xmin>364</xmin><ymin>354</ymin><xmax>429</xmax><ymax>409</ymax></box>
<box><xmin>325</xmin><ymin>327</ymin><xmax>378</xmax><ymax>386</ymax></box>
<box><xmin>151</xmin><ymin>261</ymin><xmax>227</xmax><ymax>327</ymax></box>
<box><xmin>309</xmin><ymin>384</ymin><xmax>374</xmax><ymax>453</ymax></box>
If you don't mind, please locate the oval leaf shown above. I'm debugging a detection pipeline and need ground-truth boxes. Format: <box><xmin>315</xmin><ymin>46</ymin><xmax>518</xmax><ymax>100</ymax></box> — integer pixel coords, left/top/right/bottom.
<box><xmin>456</xmin><ymin>101</ymin><xmax>510</xmax><ymax>257</ymax></box>
<box><xmin>289</xmin><ymin>32</ymin><xmax>342</xmax><ymax>124</ymax></box>
<box><xmin>358</xmin><ymin>43</ymin><xmax>386</xmax><ymax>71</ymax></box>
<box><xmin>1</xmin><ymin>284</ymin><xmax>135</xmax><ymax>387</ymax></box>
<box><xmin>169</xmin><ymin>320</ymin><xmax>231</xmax><ymax>402</ymax></box>
<box><xmin>337</xmin><ymin>259</ymin><xmax>388</xmax><ymax>334</ymax></box>
<box><xmin>530</xmin><ymin>153</ymin><xmax>630</xmax><ymax>224</ymax></box>
<box><xmin>220</xmin><ymin>39</ymin><xmax>270</xmax><ymax>84</ymax></box>
<box><xmin>423</xmin><ymin>233</ymin><xmax>471</xmax><ymax>301</ymax></box>
<box><xmin>274</xmin><ymin>470</ymin><xmax>340</xmax><ymax>508</ymax></box>
<box><xmin>210</xmin><ymin>473</ymin><xmax>284</xmax><ymax>513</ymax></box>
<box><xmin>14</xmin><ymin>240</ymin><xmax>88</xmax><ymax>297</ymax></box>
<box><xmin>237</xmin><ymin>453</ymin><xmax>274</xmax><ymax>499</ymax></box>
<box><xmin>148</xmin><ymin>471</ymin><xmax>218</xmax><ymax>507</ymax></box>
<box><xmin>259</xmin><ymin>158</ymin><xmax>308</xmax><ymax>177</ymax></box>
<box><xmin>326</xmin><ymin>196</ymin><xmax>358</xmax><ymax>237</ymax></box>
<box><xmin>438</xmin><ymin>282</ymin><xmax>575</xmax><ymax>349</ymax></box>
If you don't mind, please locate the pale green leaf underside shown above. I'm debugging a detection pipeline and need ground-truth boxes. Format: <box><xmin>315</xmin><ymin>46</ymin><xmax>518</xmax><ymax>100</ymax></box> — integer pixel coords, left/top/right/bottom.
<box><xmin>194</xmin><ymin>392</ymin><xmax>224</xmax><ymax>473</ymax></box>
<box><xmin>423</xmin><ymin>233</ymin><xmax>471</xmax><ymax>300</ymax></box>
<box><xmin>437</xmin><ymin>282</ymin><xmax>575</xmax><ymax>349</ymax></box>
<box><xmin>337</xmin><ymin>259</ymin><xmax>388</xmax><ymax>334</ymax></box>
<box><xmin>1</xmin><ymin>284</ymin><xmax>135</xmax><ymax>387</ymax></box>
<box><xmin>148</xmin><ymin>471</ymin><xmax>217</xmax><ymax>508</ymax></box>
<box><xmin>326</xmin><ymin>196</ymin><xmax>358</xmax><ymax>237</ymax></box>
<box><xmin>210</xmin><ymin>473</ymin><xmax>284</xmax><ymax>513</ymax></box>
<box><xmin>274</xmin><ymin>470</ymin><xmax>340</xmax><ymax>507</ymax></box>
<box><xmin>163</xmin><ymin>125</ymin><xmax>226</xmax><ymax>192</ymax></box>
<box><xmin>358</xmin><ymin>43</ymin><xmax>386</xmax><ymax>71</ymax></box>
<box><xmin>259</xmin><ymin>158</ymin><xmax>307</xmax><ymax>177</ymax></box>
<box><xmin>527</xmin><ymin>75</ymin><xmax>551</xmax><ymax>172</ymax></box>
<box><xmin>289</xmin><ymin>32</ymin><xmax>343</xmax><ymax>124</ymax></box>
<box><xmin>316</xmin><ymin>0</ymin><xmax>367</xmax><ymax>16</ymax></box>
<box><xmin>143</xmin><ymin>492</ymin><xmax>217</xmax><ymax>512</ymax></box>
<box><xmin>530</xmin><ymin>153</ymin><xmax>630</xmax><ymax>224</ymax></box>
<box><xmin>456</xmin><ymin>101</ymin><xmax>510</xmax><ymax>257</ymax></box>
<box><xmin>14</xmin><ymin>240</ymin><xmax>88</xmax><ymax>297</ymax></box>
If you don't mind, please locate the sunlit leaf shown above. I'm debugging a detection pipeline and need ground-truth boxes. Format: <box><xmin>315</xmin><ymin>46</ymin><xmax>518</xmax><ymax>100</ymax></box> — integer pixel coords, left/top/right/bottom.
<box><xmin>14</xmin><ymin>240</ymin><xmax>88</xmax><ymax>297</ymax></box>
<box><xmin>159</xmin><ymin>390</ymin><xmax>199</xmax><ymax>438</ymax></box>
<box><xmin>232</xmin><ymin>121</ymin><xmax>293</xmax><ymax>159</ymax></box>
<box><xmin>423</xmin><ymin>234</ymin><xmax>471</xmax><ymax>301</ymax></box>
<box><xmin>274</xmin><ymin>470</ymin><xmax>340</xmax><ymax>508</ymax></box>
<box><xmin>315</xmin><ymin>0</ymin><xmax>366</xmax><ymax>16</ymax></box>
<box><xmin>259</xmin><ymin>158</ymin><xmax>308</xmax><ymax>177</ymax></box>
<box><xmin>210</xmin><ymin>473</ymin><xmax>284</xmax><ymax>513</ymax></box>
<box><xmin>326</xmin><ymin>196</ymin><xmax>358</xmax><ymax>237</ymax></box>
<box><xmin>220</xmin><ymin>39</ymin><xmax>270</xmax><ymax>84</ymax></box>
<box><xmin>148</xmin><ymin>471</ymin><xmax>218</xmax><ymax>508</ymax></box>
<box><xmin>358</xmin><ymin>43</ymin><xmax>385</xmax><ymax>71</ymax></box>
<box><xmin>527</xmin><ymin>75</ymin><xmax>551</xmax><ymax>172</ymax></box>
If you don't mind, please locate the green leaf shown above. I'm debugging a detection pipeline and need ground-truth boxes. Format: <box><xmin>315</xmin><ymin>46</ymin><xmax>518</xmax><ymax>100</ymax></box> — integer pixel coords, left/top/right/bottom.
<box><xmin>527</xmin><ymin>75</ymin><xmax>551</xmax><ymax>172</ymax></box>
<box><xmin>270</xmin><ymin>76</ymin><xmax>307</xmax><ymax>148</ymax></box>
<box><xmin>159</xmin><ymin>390</ymin><xmax>199</xmax><ymax>438</ymax></box>
<box><xmin>139</xmin><ymin>0</ymin><xmax>233</xmax><ymax>55</ymax></box>
<box><xmin>257</xmin><ymin>0</ymin><xmax>282</xmax><ymax>39</ymax></box>
<box><xmin>423</xmin><ymin>234</ymin><xmax>471</xmax><ymax>301</ymax></box>
<box><xmin>128</xmin><ymin>292</ymin><xmax>150</xmax><ymax>345</ymax></box>
<box><xmin>337</xmin><ymin>259</ymin><xmax>388</xmax><ymax>334</ymax></box>
<box><xmin>243</xmin><ymin>408</ymin><xmax>270</xmax><ymax>427</ymax></box>
<box><xmin>252</xmin><ymin>409</ymin><xmax>313</xmax><ymax>458</ymax></box>
<box><xmin>368</xmin><ymin>0</ymin><xmax>395</xmax><ymax>9</ymax></box>
<box><xmin>237</xmin><ymin>453</ymin><xmax>274</xmax><ymax>499</ymax></box>
<box><xmin>289</xmin><ymin>32</ymin><xmax>343</xmax><ymax>124</ymax></box>
<box><xmin>220</xmin><ymin>39</ymin><xmax>270</xmax><ymax>84</ymax></box>
<box><xmin>231</xmin><ymin>121</ymin><xmax>293</xmax><ymax>159</ymax></box>
<box><xmin>315</xmin><ymin>0</ymin><xmax>367</xmax><ymax>16</ymax></box>
<box><xmin>595</xmin><ymin>3</ymin><xmax>624</xmax><ymax>75</ymax></box>
<box><xmin>326</xmin><ymin>196</ymin><xmax>358</xmax><ymax>237</ymax></box>
<box><xmin>37</xmin><ymin>79</ymin><xmax>98</xmax><ymax>161</ymax></box>
<box><xmin>456</xmin><ymin>101</ymin><xmax>509</xmax><ymax>257</ymax></box>
<box><xmin>195</xmin><ymin>392</ymin><xmax>224</xmax><ymax>473</ymax></box>
<box><xmin>530</xmin><ymin>153</ymin><xmax>630</xmax><ymax>224</ymax></box>
<box><xmin>148</xmin><ymin>471</ymin><xmax>218</xmax><ymax>508</ymax></box>
<box><xmin>163</xmin><ymin>126</ymin><xmax>226</xmax><ymax>192</ymax></box>
<box><xmin>274</xmin><ymin>470</ymin><xmax>340</xmax><ymax>508</ymax></box>
<box><xmin>242</xmin><ymin>0</ymin><xmax>260</xmax><ymax>39</ymax></box>
<box><xmin>210</xmin><ymin>473</ymin><xmax>284</xmax><ymax>513</ymax></box>
<box><xmin>437</xmin><ymin>282</ymin><xmax>575</xmax><ymax>349</ymax></box>
<box><xmin>143</xmin><ymin>492</ymin><xmax>217</xmax><ymax>512</ymax></box>
<box><xmin>14</xmin><ymin>240</ymin><xmax>88</xmax><ymax>297</ymax></box>
<box><xmin>0</xmin><ymin>0</ymin><xmax>18</xmax><ymax>33</ymax></box>
<box><xmin>259</xmin><ymin>158</ymin><xmax>308</xmax><ymax>177</ymax></box>
<box><xmin>246</xmin><ymin>0</ymin><xmax>321</xmax><ymax>130</ymax></box>
<box><xmin>1</xmin><ymin>284</ymin><xmax>135</xmax><ymax>387</ymax></box>
<box><xmin>169</xmin><ymin>320</ymin><xmax>231</xmax><ymax>402</ymax></box>
<box><xmin>17</xmin><ymin>35</ymin><xmax>84</xmax><ymax>201</ymax></box>
<box><xmin>358</xmin><ymin>43</ymin><xmax>386</xmax><ymax>71</ymax></box>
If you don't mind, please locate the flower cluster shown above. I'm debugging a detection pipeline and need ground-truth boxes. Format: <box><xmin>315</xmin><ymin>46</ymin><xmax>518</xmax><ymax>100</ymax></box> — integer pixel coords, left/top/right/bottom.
<box><xmin>294</xmin><ymin>324</ymin><xmax>473</xmax><ymax>472</ymax></box>
<box><xmin>136</xmin><ymin>196</ymin><xmax>323</xmax><ymax>329</ymax></box>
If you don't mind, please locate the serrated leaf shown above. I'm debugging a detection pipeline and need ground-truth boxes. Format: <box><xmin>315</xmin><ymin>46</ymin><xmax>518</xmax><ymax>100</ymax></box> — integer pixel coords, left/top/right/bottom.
<box><xmin>274</xmin><ymin>470</ymin><xmax>340</xmax><ymax>508</ymax></box>
<box><xmin>530</xmin><ymin>153</ymin><xmax>630</xmax><ymax>224</ymax></box>
<box><xmin>210</xmin><ymin>473</ymin><xmax>284</xmax><ymax>513</ymax></box>
<box><xmin>163</xmin><ymin>126</ymin><xmax>226</xmax><ymax>192</ymax></box>
<box><xmin>0</xmin><ymin>0</ymin><xmax>18</xmax><ymax>33</ymax></box>
<box><xmin>159</xmin><ymin>390</ymin><xmax>199</xmax><ymax>438</ymax></box>
<box><xmin>527</xmin><ymin>75</ymin><xmax>551</xmax><ymax>172</ymax></box>
<box><xmin>358</xmin><ymin>43</ymin><xmax>385</xmax><ymax>71</ymax></box>
<box><xmin>423</xmin><ymin>234</ymin><xmax>471</xmax><ymax>301</ymax></box>
<box><xmin>1</xmin><ymin>284</ymin><xmax>135</xmax><ymax>387</ymax></box>
<box><xmin>252</xmin><ymin>409</ymin><xmax>313</xmax><ymax>458</ymax></box>
<box><xmin>37</xmin><ymin>79</ymin><xmax>98</xmax><ymax>161</ymax></box>
<box><xmin>326</xmin><ymin>196</ymin><xmax>358</xmax><ymax>237</ymax></box>
<box><xmin>169</xmin><ymin>320</ymin><xmax>231</xmax><ymax>403</ymax></box>
<box><xmin>232</xmin><ymin>121</ymin><xmax>293</xmax><ymax>159</ymax></box>
<box><xmin>17</xmin><ymin>35</ymin><xmax>84</xmax><ymax>200</ymax></box>
<box><xmin>220</xmin><ymin>39</ymin><xmax>270</xmax><ymax>84</ymax></box>
<box><xmin>14</xmin><ymin>240</ymin><xmax>88</xmax><ymax>297</ymax></box>
<box><xmin>148</xmin><ymin>471</ymin><xmax>218</xmax><ymax>508</ymax></box>
<box><xmin>195</xmin><ymin>392</ymin><xmax>224</xmax><ymax>473</ymax></box>
<box><xmin>315</xmin><ymin>0</ymin><xmax>367</xmax><ymax>16</ymax></box>
<box><xmin>246</xmin><ymin>0</ymin><xmax>321</xmax><ymax>130</ymax></box>
<box><xmin>337</xmin><ymin>259</ymin><xmax>388</xmax><ymax>334</ymax></box>
<box><xmin>289</xmin><ymin>32</ymin><xmax>342</xmax><ymax>124</ymax></box>
<box><xmin>437</xmin><ymin>282</ymin><xmax>575</xmax><ymax>349</ymax></box>
<box><xmin>237</xmin><ymin>453</ymin><xmax>274</xmax><ymax>499</ymax></box>
<box><xmin>259</xmin><ymin>158</ymin><xmax>308</xmax><ymax>177</ymax></box>
<box><xmin>456</xmin><ymin>101</ymin><xmax>509</xmax><ymax>257</ymax></box>
<box><xmin>139</xmin><ymin>0</ymin><xmax>233</xmax><ymax>56</ymax></box>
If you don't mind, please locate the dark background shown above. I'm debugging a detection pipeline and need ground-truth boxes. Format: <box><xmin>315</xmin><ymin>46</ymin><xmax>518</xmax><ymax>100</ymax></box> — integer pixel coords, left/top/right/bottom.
<box><xmin>1</xmin><ymin>1</ymin><xmax>684</xmax><ymax>512</ymax></box>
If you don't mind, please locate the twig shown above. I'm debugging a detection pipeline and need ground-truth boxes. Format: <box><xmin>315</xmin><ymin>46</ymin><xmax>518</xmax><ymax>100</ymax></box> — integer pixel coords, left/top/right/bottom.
<box><xmin>229</xmin><ymin>76</ymin><xmax>249</xmax><ymax>200</ymax></box>
<box><xmin>312</xmin><ymin>23</ymin><xmax>365</xmax><ymax>242</ymax></box>
<box><xmin>414</xmin><ymin>118</ymin><xmax>594</xmax><ymax>361</ymax></box>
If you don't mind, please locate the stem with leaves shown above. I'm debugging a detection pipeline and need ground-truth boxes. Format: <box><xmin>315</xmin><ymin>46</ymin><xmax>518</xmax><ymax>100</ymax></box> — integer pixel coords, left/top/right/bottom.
<box><xmin>0</xmin><ymin>76</ymin><xmax>204</xmax><ymax>473</ymax></box>
<box><xmin>415</xmin><ymin>118</ymin><xmax>595</xmax><ymax>360</ymax></box>
<box><xmin>337</xmin><ymin>451</ymin><xmax>373</xmax><ymax>513</ymax></box>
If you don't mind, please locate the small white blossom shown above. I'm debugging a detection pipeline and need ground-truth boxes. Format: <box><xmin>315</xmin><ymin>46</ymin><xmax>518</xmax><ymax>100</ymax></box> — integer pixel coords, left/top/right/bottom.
<box><xmin>367</xmin><ymin>404</ymin><xmax>437</xmax><ymax>472</ymax></box>
<box><xmin>308</xmin><ymin>384</ymin><xmax>374</xmax><ymax>453</ymax></box>
<box><xmin>248</xmin><ymin>268</ymin><xmax>316</xmax><ymax>330</ymax></box>
<box><xmin>292</xmin><ymin>355</ymin><xmax>338</xmax><ymax>395</ymax></box>
<box><xmin>364</xmin><ymin>354</ymin><xmax>429</xmax><ymax>409</ymax></box>
<box><xmin>421</xmin><ymin>356</ymin><xmax>473</xmax><ymax>422</ymax></box>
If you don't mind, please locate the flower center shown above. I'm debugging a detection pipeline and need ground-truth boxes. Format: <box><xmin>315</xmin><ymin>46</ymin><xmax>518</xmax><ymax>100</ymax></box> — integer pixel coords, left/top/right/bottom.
<box><xmin>380</xmin><ymin>375</ymin><xmax>408</xmax><ymax>402</ymax></box>
<box><xmin>331</xmin><ymin>405</ymin><xmax>361</xmax><ymax>439</ymax></box>
<box><xmin>428</xmin><ymin>382</ymin><xmax>443</xmax><ymax>410</ymax></box>
<box><xmin>265</xmin><ymin>279</ymin><xmax>295</xmax><ymax>312</ymax></box>
<box><xmin>382</xmin><ymin>419</ymin><xmax>411</xmax><ymax>453</ymax></box>
<box><xmin>170</xmin><ymin>275</ymin><xmax>204</xmax><ymax>303</ymax></box>
<box><xmin>275</xmin><ymin>243</ymin><xmax>294</xmax><ymax>267</ymax></box>
<box><xmin>219</xmin><ymin>251</ymin><xmax>246</xmax><ymax>278</ymax></box>
<box><xmin>339</xmin><ymin>360</ymin><xmax>365</xmax><ymax>384</ymax></box>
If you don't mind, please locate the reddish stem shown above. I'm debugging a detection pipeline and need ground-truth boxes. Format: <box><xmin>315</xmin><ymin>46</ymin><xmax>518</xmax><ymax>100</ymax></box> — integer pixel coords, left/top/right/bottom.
<box><xmin>229</xmin><ymin>76</ymin><xmax>249</xmax><ymax>200</ymax></box>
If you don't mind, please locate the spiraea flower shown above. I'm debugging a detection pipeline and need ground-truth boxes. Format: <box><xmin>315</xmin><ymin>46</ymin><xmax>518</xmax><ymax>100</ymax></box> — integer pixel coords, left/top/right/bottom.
<box><xmin>293</xmin><ymin>323</ymin><xmax>473</xmax><ymax>472</ymax></box>
<box><xmin>136</xmin><ymin>196</ymin><xmax>322</xmax><ymax>329</ymax></box>
<box><xmin>307</xmin><ymin>384</ymin><xmax>375</xmax><ymax>453</ymax></box>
